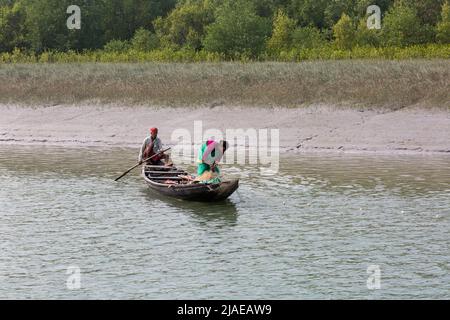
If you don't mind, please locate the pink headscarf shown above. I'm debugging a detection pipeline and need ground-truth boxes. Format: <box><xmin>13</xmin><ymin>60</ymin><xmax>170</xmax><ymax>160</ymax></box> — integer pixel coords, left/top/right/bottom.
<box><xmin>202</xmin><ymin>140</ymin><xmax>223</xmax><ymax>164</ymax></box>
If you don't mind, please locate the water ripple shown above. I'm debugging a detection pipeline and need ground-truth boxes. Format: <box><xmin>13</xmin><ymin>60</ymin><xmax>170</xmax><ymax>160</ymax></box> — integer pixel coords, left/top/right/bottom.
<box><xmin>0</xmin><ymin>146</ymin><xmax>449</xmax><ymax>299</ymax></box>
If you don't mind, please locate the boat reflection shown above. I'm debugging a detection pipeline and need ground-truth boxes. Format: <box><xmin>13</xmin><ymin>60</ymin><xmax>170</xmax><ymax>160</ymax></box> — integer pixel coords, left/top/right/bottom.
<box><xmin>140</xmin><ymin>188</ymin><xmax>239</xmax><ymax>227</ymax></box>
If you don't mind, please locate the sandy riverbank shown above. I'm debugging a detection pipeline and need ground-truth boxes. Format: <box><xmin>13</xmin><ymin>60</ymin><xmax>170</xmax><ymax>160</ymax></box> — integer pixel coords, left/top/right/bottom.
<box><xmin>1</xmin><ymin>104</ymin><xmax>449</xmax><ymax>154</ymax></box>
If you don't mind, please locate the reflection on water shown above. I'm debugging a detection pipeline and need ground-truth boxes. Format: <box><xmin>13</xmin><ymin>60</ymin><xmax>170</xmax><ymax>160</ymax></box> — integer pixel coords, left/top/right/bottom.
<box><xmin>140</xmin><ymin>188</ymin><xmax>239</xmax><ymax>227</ymax></box>
<box><xmin>0</xmin><ymin>146</ymin><xmax>449</xmax><ymax>299</ymax></box>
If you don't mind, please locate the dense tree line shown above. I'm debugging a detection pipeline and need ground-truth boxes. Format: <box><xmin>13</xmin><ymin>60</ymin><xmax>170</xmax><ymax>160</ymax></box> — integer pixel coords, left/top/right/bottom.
<box><xmin>0</xmin><ymin>0</ymin><xmax>449</xmax><ymax>58</ymax></box>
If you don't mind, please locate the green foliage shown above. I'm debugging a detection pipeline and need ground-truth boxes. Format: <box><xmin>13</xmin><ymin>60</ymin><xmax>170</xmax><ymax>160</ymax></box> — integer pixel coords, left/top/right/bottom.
<box><xmin>354</xmin><ymin>0</ymin><xmax>395</xmax><ymax>17</ymax></box>
<box><xmin>436</xmin><ymin>1</ymin><xmax>450</xmax><ymax>43</ymax></box>
<box><xmin>288</xmin><ymin>0</ymin><xmax>328</xmax><ymax>28</ymax></box>
<box><xmin>324</xmin><ymin>0</ymin><xmax>360</xmax><ymax>29</ymax></box>
<box><xmin>203</xmin><ymin>0</ymin><xmax>271</xmax><ymax>58</ymax></box>
<box><xmin>101</xmin><ymin>0</ymin><xmax>176</xmax><ymax>42</ymax></box>
<box><xmin>292</xmin><ymin>26</ymin><xmax>327</xmax><ymax>49</ymax></box>
<box><xmin>0</xmin><ymin>0</ymin><xmax>448</xmax><ymax>60</ymax></box>
<box><xmin>1</xmin><ymin>44</ymin><xmax>449</xmax><ymax>64</ymax></box>
<box><xmin>248</xmin><ymin>0</ymin><xmax>291</xmax><ymax>18</ymax></box>
<box><xmin>0</xmin><ymin>47</ymin><xmax>36</xmax><ymax>62</ymax></box>
<box><xmin>0</xmin><ymin>2</ymin><xmax>28</xmax><ymax>52</ymax></box>
<box><xmin>382</xmin><ymin>2</ymin><xmax>428</xmax><ymax>46</ymax></box>
<box><xmin>22</xmin><ymin>0</ymin><xmax>70</xmax><ymax>52</ymax></box>
<box><xmin>267</xmin><ymin>9</ymin><xmax>296</xmax><ymax>53</ymax></box>
<box><xmin>273</xmin><ymin>44</ymin><xmax>450</xmax><ymax>61</ymax></box>
<box><xmin>333</xmin><ymin>13</ymin><xmax>356</xmax><ymax>49</ymax></box>
<box><xmin>397</xmin><ymin>0</ymin><xmax>445</xmax><ymax>26</ymax></box>
<box><xmin>9</xmin><ymin>0</ymin><xmax>175</xmax><ymax>53</ymax></box>
<box><xmin>355</xmin><ymin>18</ymin><xmax>381</xmax><ymax>47</ymax></box>
<box><xmin>154</xmin><ymin>0</ymin><xmax>214</xmax><ymax>50</ymax></box>
<box><xmin>22</xmin><ymin>0</ymin><xmax>108</xmax><ymax>52</ymax></box>
<box><xmin>131</xmin><ymin>28</ymin><xmax>159</xmax><ymax>51</ymax></box>
<box><xmin>103</xmin><ymin>39</ymin><xmax>130</xmax><ymax>53</ymax></box>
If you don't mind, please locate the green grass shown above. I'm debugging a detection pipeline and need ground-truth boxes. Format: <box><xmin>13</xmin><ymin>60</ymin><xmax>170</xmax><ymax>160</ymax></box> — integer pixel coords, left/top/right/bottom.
<box><xmin>0</xmin><ymin>60</ymin><xmax>449</xmax><ymax>109</ymax></box>
<box><xmin>0</xmin><ymin>44</ymin><xmax>449</xmax><ymax>63</ymax></box>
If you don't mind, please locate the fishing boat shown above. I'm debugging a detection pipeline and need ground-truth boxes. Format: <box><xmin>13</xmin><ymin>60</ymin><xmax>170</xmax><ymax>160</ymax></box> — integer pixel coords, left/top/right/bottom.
<box><xmin>142</xmin><ymin>165</ymin><xmax>239</xmax><ymax>202</ymax></box>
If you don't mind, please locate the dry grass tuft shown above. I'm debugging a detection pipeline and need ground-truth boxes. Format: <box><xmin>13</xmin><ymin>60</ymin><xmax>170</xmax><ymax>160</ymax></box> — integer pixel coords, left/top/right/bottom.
<box><xmin>0</xmin><ymin>60</ymin><xmax>449</xmax><ymax>109</ymax></box>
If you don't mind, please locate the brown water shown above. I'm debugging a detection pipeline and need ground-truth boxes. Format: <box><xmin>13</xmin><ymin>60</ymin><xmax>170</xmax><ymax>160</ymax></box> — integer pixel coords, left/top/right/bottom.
<box><xmin>0</xmin><ymin>146</ymin><xmax>449</xmax><ymax>299</ymax></box>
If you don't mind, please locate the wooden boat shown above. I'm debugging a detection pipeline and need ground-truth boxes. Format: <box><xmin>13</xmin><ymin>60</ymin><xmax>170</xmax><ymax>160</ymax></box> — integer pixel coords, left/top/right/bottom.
<box><xmin>142</xmin><ymin>165</ymin><xmax>239</xmax><ymax>202</ymax></box>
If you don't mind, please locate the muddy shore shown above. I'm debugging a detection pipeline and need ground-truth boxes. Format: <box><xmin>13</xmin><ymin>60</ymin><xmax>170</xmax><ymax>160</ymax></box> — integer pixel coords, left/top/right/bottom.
<box><xmin>1</xmin><ymin>104</ymin><xmax>449</xmax><ymax>154</ymax></box>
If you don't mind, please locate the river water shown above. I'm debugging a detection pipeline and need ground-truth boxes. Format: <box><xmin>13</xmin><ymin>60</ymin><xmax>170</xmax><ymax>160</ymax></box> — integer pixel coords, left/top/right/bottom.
<box><xmin>0</xmin><ymin>146</ymin><xmax>449</xmax><ymax>299</ymax></box>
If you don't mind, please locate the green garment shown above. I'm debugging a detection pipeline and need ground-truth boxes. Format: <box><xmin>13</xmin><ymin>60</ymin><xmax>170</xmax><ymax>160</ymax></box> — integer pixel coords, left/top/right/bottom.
<box><xmin>197</xmin><ymin>162</ymin><xmax>220</xmax><ymax>176</ymax></box>
<box><xmin>198</xmin><ymin>175</ymin><xmax>222</xmax><ymax>184</ymax></box>
<box><xmin>197</xmin><ymin>142</ymin><xmax>221</xmax><ymax>177</ymax></box>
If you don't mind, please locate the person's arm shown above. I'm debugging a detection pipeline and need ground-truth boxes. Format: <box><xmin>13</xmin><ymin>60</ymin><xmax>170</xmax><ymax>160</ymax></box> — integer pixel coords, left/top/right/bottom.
<box><xmin>154</xmin><ymin>137</ymin><xmax>163</xmax><ymax>153</ymax></box>
<box><xmin>198</xmin><ymin>143</ymin><xmax>206</xmax><ymax>163</ymax></box>
<box><xmin>138</xmin><ymin>137</ymin><xmax>148</xmax><ymax>162</ymax></box>
<box><xmin>211</xmin><ymin>162</ymin><xmax>220</xmax><ymax>175</ymax></box>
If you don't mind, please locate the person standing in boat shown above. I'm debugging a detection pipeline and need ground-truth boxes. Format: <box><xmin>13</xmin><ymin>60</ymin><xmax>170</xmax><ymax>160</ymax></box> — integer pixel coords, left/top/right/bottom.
<box><xmin>196</xmin><ymin>140</ymin><xmax>229</xmax><ymax>183</ymax></box>
<box><xmin>138</xmin><ymin>127</ymin><xmax>169</xmax><ymax>165</ymax></box>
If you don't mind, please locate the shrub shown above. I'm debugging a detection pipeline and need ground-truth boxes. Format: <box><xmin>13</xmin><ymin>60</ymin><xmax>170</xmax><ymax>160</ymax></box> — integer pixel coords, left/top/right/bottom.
<box><xmin>382</xmin><ymin>2</ymin><xmax>426</xmax><ymax>47</ymax></box>
<box><xmin>355</xmin><ymin>18</ymin><xmax>381</xmax><ymax>47</ymax></box>
<box><xmin>153</xmin><ymin>0</ymin><xmax>214</xmax><ymax>50</ymax></box>
<box><xmin>292</xmin><ymin>26</ymin><xmax>327</xmax><ymax>49</ymax></box>
<box><xmin>266</xmin><ymin>10</ymin><xmax>296</xmax><ymax>54</ymax></box>
<box><xmin>436</xmin><ymin>1</ymin><xmax>450</xmax><ymax>43</ymax></box>
<box><xmin>103</xmin><ymin>39</ymin><xmax>130</xmax><ymax>53</ymax></box>
<box><xmin>0</xmin><ymin>2</ymin><xmax>28</xmax><ymax>52</ymax></box>
<box><xmin>203</xmin><ymin>0</ymin><xmax>271</xmax><ymax>58</ymax></box>
<box><xmin>131</xmin><ymin>28</ymin><xmax>159</xmax><ymax>51</ymax></box>
<box><xmin>333</xmin><ymin>13</ymin><xmax>356</xmax><ymax>50</ymax></box>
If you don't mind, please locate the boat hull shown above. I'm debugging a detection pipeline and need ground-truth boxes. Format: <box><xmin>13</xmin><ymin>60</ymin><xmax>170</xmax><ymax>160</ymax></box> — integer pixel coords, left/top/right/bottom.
<box><xmin>142</xmin><ymin>166</ymin><xmax>239</xmax><ymax>202</ymax></box>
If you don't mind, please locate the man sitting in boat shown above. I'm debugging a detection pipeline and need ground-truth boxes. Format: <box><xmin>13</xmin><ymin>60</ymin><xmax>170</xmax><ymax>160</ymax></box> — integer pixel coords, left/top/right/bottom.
<box><xmin>195</xmin><ymin>140</ymin><xmax>229</xmax><ymax>184</ymax></box>
<box><xmin>138</xmin><ymin>127</ymin><xmax>170</xmax><ymax>165</ymax></box>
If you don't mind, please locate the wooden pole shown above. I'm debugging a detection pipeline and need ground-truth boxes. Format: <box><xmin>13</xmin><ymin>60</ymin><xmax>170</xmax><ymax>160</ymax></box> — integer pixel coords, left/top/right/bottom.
<box><xmin>114</xmin><ymin>147</ymin><xmax>171</xmax><ymax>181</ymax></box>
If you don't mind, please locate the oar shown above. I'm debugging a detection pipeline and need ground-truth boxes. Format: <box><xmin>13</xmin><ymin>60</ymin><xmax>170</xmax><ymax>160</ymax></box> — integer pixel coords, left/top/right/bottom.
<box><xmin>114</xmin><ymin>147</ymin><xmax>171</xmax><ymax>181</ymax></box>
